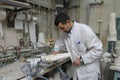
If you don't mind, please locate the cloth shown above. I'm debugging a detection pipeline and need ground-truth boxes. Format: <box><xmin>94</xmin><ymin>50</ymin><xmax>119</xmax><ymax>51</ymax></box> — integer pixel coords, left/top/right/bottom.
<box><xmin>54</xmin><ymin>21</ymin><xmax>103</xmax><ymax>80</ymax></box>
<box><xmin>108</xmin><ymin>12</ymin><xmax>117</xmax><ymax>41</ymax></box>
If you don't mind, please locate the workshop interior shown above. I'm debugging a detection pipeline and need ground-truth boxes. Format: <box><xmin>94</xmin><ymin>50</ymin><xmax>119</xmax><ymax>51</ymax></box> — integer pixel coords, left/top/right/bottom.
<box><xmin>0</xmin><ymin>0</ymin><xmax>120</xmax><ymax>80</ymax></box>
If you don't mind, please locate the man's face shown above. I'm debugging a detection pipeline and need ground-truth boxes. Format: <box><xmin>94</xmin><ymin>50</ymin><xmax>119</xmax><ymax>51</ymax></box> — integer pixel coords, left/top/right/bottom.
<box><xmin>58</xmin><ymin>20</ymin><xmax>71</xmax><ymax>33</ymax></box>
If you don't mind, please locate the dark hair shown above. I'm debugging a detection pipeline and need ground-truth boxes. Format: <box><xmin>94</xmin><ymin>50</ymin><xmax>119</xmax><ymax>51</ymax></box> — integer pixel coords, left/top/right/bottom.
<box><xmin>54</xmin><ymin>13</ymin><xmax>70</xmax><ymax>26</ymax></box>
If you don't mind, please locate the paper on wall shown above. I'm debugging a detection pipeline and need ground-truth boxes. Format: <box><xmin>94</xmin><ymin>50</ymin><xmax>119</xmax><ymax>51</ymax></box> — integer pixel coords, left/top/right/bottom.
<box><xmin>0</xmin><ymin>9</ymin><xmax>6</xmax><ymax>37</ymax></box>
<box><xmin>29</xmin><ymin>22</ymin><xmax>36</xmax><ymax>43</ymax></box>
<box><xmin>14</xmin><ymin>13</ymin><xmax>26</xmax><ymax>30</ymax></box>
<box><xmin>108</xmin><ymin>12</ymin><xmax>117</xmax><ymax>41</ymax></box>
<box><xmin>0</xmin><ymin>23</ymin><xmax>3</xmax><ymax>37</ymax></box>
<box><xmin>25</xmin><ymin>22</ymin><xmax>28</xmax><ymax>33</ymax></box>
<box><xmin>15</xmin><ymin>20</ymin><xmax>23</xmax><ymax>29</ymax></box>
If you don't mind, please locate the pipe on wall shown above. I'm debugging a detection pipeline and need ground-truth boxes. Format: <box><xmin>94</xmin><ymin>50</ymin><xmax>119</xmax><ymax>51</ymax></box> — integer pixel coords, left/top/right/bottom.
<box><xmin>55</xmin><ymin>0</ymin><xmax>64</xmax><ymax>14</ymax></box>
<box><xmin>86</xmin><ymin>0</ymin><xmax>104</xmax><ymax>38</ymax></box>
<box><xmin>55</xmin><ymin>0</ymin><xmax>70</xmax><ymax>14</ymax></box>
<box><xmin>86</xmin><ymin>0</ymin><xmax>104</xmax><ymax>25</ymax></box>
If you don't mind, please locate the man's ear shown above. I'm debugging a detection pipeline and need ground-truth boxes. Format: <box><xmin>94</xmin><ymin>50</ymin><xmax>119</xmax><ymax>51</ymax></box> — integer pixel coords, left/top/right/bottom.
<box><xmin>67</xmin><ymin>20</ymin><xmax>70</xmax><ymax>23</ymax></box>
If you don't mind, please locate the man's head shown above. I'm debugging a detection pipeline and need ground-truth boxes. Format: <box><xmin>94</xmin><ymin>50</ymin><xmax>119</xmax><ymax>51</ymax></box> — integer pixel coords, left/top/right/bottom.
<box><xmin>54</xmin><ymin>13</ymin><xmax>73</xmax><ymax>33</ymax></box>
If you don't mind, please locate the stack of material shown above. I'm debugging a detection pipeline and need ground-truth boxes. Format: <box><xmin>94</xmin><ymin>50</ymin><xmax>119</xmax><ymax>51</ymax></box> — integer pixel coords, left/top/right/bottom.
<box><xmin>41</xmin><ymin>53</ymin><xmax>70</xmax><ymax>63</ymax></box>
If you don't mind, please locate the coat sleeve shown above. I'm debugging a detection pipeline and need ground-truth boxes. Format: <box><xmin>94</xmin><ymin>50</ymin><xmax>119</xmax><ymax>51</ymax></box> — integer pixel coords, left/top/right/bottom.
<box><xmin>81</xmin><ymin>28</ymin><xmax>103</xmax><ymax>64</ymax></box>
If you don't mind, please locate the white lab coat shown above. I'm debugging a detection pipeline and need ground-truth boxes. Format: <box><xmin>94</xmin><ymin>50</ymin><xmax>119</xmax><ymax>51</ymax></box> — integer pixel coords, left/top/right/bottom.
<box><xmin>54</xmin><ymin>21</ymin><xmax>103</xmax><ymax>80</ymax></box>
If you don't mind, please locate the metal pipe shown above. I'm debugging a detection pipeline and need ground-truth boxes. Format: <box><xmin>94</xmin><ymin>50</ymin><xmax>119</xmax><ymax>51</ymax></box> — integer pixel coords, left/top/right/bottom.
<box><xmin>0</xmin><ymin>0</ymin><xmax>31</xmax><ymax>8</ymax></box>
<box><xmin>55</xmin><ymin>0</ymin><xmax>64</xmax><ymax>14</ymax></box>
<box><xmin>86</xmin><ymin>0</ymin><xmax>104</xmax><ymax>25</ymax></box>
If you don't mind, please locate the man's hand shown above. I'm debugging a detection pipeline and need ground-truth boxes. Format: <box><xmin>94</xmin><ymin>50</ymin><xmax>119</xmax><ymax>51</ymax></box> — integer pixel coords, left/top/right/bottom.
<box><xmin>52</xmin><ymin>51</ymin><xmax>59</xmax><ymax>55</ymax></box>
<box><xmin>73</xmin><ymin>57</ymin><xmax>81</xmax><ymax>67</ymax></box>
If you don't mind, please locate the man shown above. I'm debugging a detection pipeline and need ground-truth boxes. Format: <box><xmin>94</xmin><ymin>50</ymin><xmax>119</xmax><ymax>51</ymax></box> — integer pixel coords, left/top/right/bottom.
<box><xmin>53</xmin><ymin>13</ymin><xmax>103</xmax><ymax>80</ymax></box>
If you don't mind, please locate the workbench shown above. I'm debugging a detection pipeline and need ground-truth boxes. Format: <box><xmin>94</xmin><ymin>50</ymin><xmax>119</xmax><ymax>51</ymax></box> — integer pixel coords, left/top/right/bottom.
<box><xmin>110</xmin><ymin>65</ymin><xmax>120</xmax><ymax>80</ymax></box>
<box><xmin>0</xmin><ymin>61</ymin><xmax>25</xmax><ymax>80</ymax></box>
<box><xmin>0</xmin><ymin>58</ymin><xmax>70</xmax><ymax>80</ymax></box>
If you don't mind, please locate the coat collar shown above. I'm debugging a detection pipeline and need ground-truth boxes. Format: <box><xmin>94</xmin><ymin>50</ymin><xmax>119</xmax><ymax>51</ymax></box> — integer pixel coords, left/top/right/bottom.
<box><xmin>69</xmin><ymin>21</ymin><xmax>77</xmax><ymax>34</ymax></box>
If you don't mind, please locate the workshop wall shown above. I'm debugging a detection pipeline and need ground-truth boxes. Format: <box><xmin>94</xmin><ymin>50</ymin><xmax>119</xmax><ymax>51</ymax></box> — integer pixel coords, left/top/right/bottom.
<box><xmin>79</xmin><ymin>0</ymin><xmax>120</xmax><ymax>51</ymax></box>
<box><xmin>0</xmin><ymin>21</ymin><xmax>19</xmax><ymax>48</ymax></box>
<box><xmin>1</xmin><ymin>0</ymin><xmax>120</xmax><ymax>51</ymax></box>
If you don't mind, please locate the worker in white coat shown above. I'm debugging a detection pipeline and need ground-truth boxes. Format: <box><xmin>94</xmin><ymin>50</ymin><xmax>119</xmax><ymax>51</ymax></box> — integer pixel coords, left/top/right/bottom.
<box><xmin>53</xmin><ymin>13</ymin><xmax>103</xmax><ymax>80</ymax></box>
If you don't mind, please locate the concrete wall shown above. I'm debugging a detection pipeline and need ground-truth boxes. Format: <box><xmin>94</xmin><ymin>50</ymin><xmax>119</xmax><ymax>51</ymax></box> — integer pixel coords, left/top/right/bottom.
<box><xmin>0</xmin><ymin>0</ymin><xmax>58</xmax><ymax>49</ymax></box>
<box><xmin>37</xmin><ymin>11</ymin><xmax>59</xmax><ymax>41</ymax></box>
<box><xmin>79</xmin><ymin>0</ymin><xmax>120</xmax><ymax>51</ymax></box>
<box><xmin>0</xmin><ymin>21</ymin><xmax>20</xmax><ymax>48</ymax></box>
<box><xmin>1</xmin><ymin>0</ymin><xmax>120</xmax><ymax>51</ymax></box>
